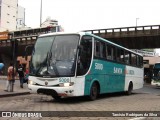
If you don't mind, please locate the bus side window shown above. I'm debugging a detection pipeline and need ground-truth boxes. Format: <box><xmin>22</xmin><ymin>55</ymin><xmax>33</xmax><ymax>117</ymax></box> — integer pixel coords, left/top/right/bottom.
<box><xmin>137</xmin><ymin>56</ymin><xmax>140</xmax><ymax>67</ymax></box>
<box><xmin>94</xmin><ymin>40</ymin><xmax>100</xmax><ymax>57</ymax></box>
<box><xmin>117</xmin><ymin>48</ymin><xmax>121</xmax><ymax>62</ymax></box>
<box><xmin>100</xmin><ymin>42</ymin><xmax>106</xmax><ymax>58</ymax></box>
<box><xmin>112</xmin><ymin>46</ymin><xmax>116</xmax><ymax>61</ymax></box>
<box><xmin>107</xmin><ymin>45</ymin><xmax>116</xmax><ymax>61</ymax></box>
<box><xmin>120</xmin><ymin>49</ymin><xmax>125</xmax><ymax>63</ymax></box>
<box><xmin>140</xmin><ymin>56</ymin><xmax>143</xmax><ymax>67</ymax></box>
<box><xmin>131</xmin><ymin>53</ymin><xmax>136</xmax><ymax>66</ymax></box>
<box><xmin>107</xmin><ymin>45</ymin><xmax>112</xmax><ymax>60</ymax></box>
<box><xmin>124</xmin><ymin>51</ymin><xmax>131</xmax><ymax>64</ymax></box>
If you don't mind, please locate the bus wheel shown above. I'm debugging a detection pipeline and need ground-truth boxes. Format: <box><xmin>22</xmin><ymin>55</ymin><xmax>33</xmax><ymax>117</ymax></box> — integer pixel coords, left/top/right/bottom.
<box><xmin>126</xmin><ymin>82</ymin><xmax>133</xmax><ymax>95</ymax></box>
<box><xmin>52</xmin><ymin>96</ymin><xmax>61</xmax><ymax>101</ymax></box>
<box><xmin>89</xmin><ymin>82</ymin><xmax>98</xmax><ymax>100</ymax></box>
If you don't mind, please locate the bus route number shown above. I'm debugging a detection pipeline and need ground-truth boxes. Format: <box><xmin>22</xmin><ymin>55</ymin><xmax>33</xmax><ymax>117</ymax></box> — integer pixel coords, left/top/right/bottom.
<box><xmin>95</xmin><ymin>63</ymin><xmax>103</xmax><ymax>70</ymax></box>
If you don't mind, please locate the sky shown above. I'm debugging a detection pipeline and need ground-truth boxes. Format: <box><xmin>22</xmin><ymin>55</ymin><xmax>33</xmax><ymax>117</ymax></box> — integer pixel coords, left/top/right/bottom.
<box><xmin>18</xmin><ymin>0</ymin><xmax>160</xmax><ymax>32</ymax></box>
<box><xmin>18</xmin><ymin>0</ymin><xmax>160</xmax><ymax>52</ymax></box>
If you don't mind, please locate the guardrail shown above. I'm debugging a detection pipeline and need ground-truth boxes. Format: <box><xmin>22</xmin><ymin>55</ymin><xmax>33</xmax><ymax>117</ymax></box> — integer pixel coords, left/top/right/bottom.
<box><xmin>83</xmin><ymin>25</ymin><xmax>160</xmax><ymax>38</ymax></box>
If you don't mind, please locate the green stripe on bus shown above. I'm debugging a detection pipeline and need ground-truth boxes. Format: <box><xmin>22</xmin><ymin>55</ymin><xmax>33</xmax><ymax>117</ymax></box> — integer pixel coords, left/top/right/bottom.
<box><xmin>84</xmin><ymin>59</ymin><xmax>126</xmax><ymax>95</ymax></box>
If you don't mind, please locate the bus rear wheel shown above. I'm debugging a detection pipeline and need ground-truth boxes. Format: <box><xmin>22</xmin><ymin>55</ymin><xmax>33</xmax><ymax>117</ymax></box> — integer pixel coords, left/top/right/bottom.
<box><xmin>89</xmin><ymin>82</ymin><xmax>98</xmax><ymax>100</ymax></box>
<box><xmin>126</xmin><ymin>82</ymin><xmax>133</xmax><ymax>95</ymax></box>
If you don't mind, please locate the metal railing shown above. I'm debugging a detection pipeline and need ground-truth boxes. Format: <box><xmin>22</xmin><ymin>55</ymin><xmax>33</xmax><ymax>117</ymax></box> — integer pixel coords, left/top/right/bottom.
<box><xmin>83</xmin><ymin>25</ymin><xmax>160</xmax><ymax>38</ymax></box>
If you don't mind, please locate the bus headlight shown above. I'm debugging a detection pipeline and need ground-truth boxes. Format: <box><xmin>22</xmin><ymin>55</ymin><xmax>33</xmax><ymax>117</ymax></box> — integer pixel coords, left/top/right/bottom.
<box><xmin>28</xmin><ymin>80</ymin><xmax>36</xmax><ymax>85</ymax></box>
<box><xmin>59</xmin><ymin>82</ymin><xmax>74</xmax><ymax>87</ymax></box>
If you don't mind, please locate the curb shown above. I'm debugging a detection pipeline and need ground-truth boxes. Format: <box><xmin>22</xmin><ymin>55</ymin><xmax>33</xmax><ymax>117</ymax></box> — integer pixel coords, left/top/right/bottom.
<box><xmin>0</xmin><ymin>92</ymin><xmax>30</xmax><ymax>98</ymax></box>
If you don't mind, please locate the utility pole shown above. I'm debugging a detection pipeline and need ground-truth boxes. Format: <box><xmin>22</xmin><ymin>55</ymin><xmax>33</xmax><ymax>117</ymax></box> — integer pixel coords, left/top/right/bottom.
<box><xmin>10</xmin><ymin>32</ymin><xmax>18</xmax><ymax>91</ymax></box>
<box><xmin>40</xmin><ymin>0</ymin><xmax>42</xmax><ymax>27</ymax></box>
<box><xmin>136</xmin><ymin>18</ymin><xmax>139</xmax><ymax>26</ymax></box>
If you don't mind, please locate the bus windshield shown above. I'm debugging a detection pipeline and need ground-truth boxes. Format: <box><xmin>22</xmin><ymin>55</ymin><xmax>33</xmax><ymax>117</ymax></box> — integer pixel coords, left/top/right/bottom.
<box><xmin>30</xmin><ymin>34</ymin><xmax>80</xmax><ymax>77</ymax></box>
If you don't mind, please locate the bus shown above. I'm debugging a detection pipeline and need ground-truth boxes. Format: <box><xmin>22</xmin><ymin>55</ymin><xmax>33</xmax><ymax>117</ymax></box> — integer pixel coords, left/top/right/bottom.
<box><xmin>28</xmin><ymin>32</ymin><xmax>144</xmax><ymax>100</ymax></box>
<box><xmin>151</xmin><ymin>63</ymin><xmax>160</xmax><ymax>86</ymax></box>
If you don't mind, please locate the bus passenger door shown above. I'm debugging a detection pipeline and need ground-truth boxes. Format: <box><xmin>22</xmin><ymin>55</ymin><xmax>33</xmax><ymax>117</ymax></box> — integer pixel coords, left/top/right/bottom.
<box><xmin>77</xmin><ymin>35</ymin><xmax>92</xmax><ymax>76</ymax></box>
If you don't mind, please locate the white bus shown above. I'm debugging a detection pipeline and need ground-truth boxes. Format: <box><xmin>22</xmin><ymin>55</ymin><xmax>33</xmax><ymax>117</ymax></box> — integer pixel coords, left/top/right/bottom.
<box><xmin>28</xmin><ymin>32</ymin><xmax>144</xmax><ymax>100</ymax></box>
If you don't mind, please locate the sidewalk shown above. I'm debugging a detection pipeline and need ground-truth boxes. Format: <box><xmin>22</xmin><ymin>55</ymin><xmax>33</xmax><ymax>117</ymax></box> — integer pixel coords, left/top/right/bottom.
<box><xmin>0</xmin><ymin>76</ymin><xmax>30</xmax><ymax>98</ymax></box>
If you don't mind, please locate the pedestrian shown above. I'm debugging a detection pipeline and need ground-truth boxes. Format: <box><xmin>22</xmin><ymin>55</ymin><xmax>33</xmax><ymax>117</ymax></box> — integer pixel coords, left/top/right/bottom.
<box><xmin>17</xmin><ymin>64</ymin><xmax>25</xmax><ymax>88</ymax></box>
<box><xmin>5</xmin><ymin>63</ymin><xmax>16</xmax><ymax>92</ymax></box>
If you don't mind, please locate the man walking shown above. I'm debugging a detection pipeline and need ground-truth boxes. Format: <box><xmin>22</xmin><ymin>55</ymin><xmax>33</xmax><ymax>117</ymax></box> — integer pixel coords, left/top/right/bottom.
<box><xmin>17</xmin><ymin>64</ymin><xmax>24</xmax><ymax>88</ymax></box>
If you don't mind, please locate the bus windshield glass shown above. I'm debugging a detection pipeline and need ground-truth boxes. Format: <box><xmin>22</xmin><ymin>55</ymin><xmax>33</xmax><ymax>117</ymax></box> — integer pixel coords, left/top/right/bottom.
<box><xmin>30</xmin><ymin>34</ymin><xmax>80</xmax><ymax>77</ymax></box>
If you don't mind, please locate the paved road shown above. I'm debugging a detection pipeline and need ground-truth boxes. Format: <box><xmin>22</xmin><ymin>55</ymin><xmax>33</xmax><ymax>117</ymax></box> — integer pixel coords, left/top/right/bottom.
<box><xmin>0</xmin><ymin>83</ymin><xmax>160</xmax><ymax>120</ymax></box>
<box><xmin>134</xmin><ymin>84</ymin><xmax>160</xmax><ymax>95</ymax></box>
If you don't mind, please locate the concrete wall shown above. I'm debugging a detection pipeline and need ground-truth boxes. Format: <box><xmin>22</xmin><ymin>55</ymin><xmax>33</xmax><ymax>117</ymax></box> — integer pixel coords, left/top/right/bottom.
<box><xmin>144</xmin><ymin>56</ymin><xmax>160</xmax><ymax>65</ymax></box>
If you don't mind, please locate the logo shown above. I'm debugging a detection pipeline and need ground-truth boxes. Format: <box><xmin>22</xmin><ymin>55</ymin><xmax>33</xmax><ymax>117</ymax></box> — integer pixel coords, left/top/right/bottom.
<box><xmin>45</xmin><ymin>80</ymin><xmax>48</xmax><ymax>86</ymax></box>
<box><xmin>2</xmin><ymin>112</ymin><xmax>11</xmax><ymax>117</ymax></box>
<box><xmin>114</xmin><ymin>67</ymin><xmax>123</xmax><ymax>74</ymax></box>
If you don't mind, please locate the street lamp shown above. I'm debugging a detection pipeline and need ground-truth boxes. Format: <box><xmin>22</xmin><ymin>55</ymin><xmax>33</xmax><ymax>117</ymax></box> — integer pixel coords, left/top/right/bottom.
<box><xmin>136</xmin><ymin>18</ymin><xmax>139</xmax><ymax>26</ymax></box>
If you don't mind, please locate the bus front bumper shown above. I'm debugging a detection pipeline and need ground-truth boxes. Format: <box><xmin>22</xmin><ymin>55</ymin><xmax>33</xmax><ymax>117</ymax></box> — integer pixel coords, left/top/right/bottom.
<box><xmin>28</xmin><ymin>84</ymin><xmax>74</xmax><ymax>97</ymax></box>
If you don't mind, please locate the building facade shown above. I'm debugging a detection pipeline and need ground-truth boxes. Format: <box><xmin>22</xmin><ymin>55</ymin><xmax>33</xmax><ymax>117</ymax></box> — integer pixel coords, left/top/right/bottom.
<box><xmin>0</xmin><ymin>0</ymin><xmax>25</xmax><ymax>32</ymax></box>
<box><xmin>41</xmin><ymin>17</ymin><xmax>58</xmax><ymax>27</ymax></box>
<box><xmin>16</xmin><ymin>5</ymin><xmax>25</xmax><ymax>30</ymax></box>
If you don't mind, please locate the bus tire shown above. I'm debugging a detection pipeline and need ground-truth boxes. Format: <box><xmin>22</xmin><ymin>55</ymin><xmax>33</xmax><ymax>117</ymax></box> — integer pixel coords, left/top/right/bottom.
<box><xmin>52</xmin><ymin>96</ymin><xmax>61</xmax><ymax>101</ymax></box>
<box><xmin>126</xmin><ymin>82</ymin><xmax>133</xmax><ymax>95</ymax></box>
<box><xmin>89</xmin><ymin>82</ymin><xmax>98</xmax><ymax>100</ymax></box>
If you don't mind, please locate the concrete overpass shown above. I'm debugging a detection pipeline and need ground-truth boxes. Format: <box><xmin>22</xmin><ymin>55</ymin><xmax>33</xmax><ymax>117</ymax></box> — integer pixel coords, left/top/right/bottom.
<box><xmin>84</xmin><ymin>25</ymin><xmax>160</xmax><ymax>49</ymax></box>
<box><xmin>1</xmin><ymin>24</ymin><xmax>160</xmax><ymax>57</ymax></box>
<box><xmin>0</xmin><ymin>24</ymin><xmax>160</xmax><ymax>74</ymax></box>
